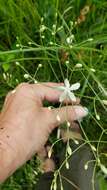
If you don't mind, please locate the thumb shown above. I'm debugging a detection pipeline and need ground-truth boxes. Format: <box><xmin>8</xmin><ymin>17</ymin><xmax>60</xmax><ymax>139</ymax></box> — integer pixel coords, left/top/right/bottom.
<box><xmin>50</xmin><ymin>106</ymin><xmax>88</xmax><ymax>128</ymax></box>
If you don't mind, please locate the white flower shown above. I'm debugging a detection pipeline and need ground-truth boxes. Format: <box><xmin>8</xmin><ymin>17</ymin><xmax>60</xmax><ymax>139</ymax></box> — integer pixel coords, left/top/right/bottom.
<box><xmin>16</xmin><ymin>44</ymin><xmax>20</xmax><ymax>47</ymax></box>
<box><xmin>38</xmin><ymin>64</ymin><xmax>42</xmax><ymax>68</ymax></box>
<box><xmin>87</xmin><ymin>38</ymin><xmax>93</xmax><ymax>41</ymax></box>
<box><xmin>28</xmin><ymin>41</ymin><xmax>32</xmax><ymax>45</ymax></box>
<box><xmin>84</xmin><ymin>163</ymin><xmax>88</xmax><ymax>170</ymax></box>
<box><xmin>90</xmin><ymin>68</ymin><xmax>96</xmax><ymax>72</ymax></box>
<box><xmin>3</xmin><ymin>73</ymin><xmax>7</xmax><ymax>80</ymax></box>
<box><xmin>52</xmin><ymin>24</ymin><xmax>56</xmax><ymax>30</ymax></box>
<box><xmin>66</xmin><ymin>35</ymin><xmax>74</xmax><ymax>44</ymax></box>
<box><xmin>65</xmin><ymin>60</ymin><xmax>69</xmax><ymax>64</ymax></box>
<box><xmin>24</xmin><ymin>74</ymin><xmax>29</xmax><ymax>79</ymax></box>
<box><xmin>40</xmin><ymin>25</ymin><xmax>46</xmax><ymax>33</ymax></box>
<box><xmin>49</xmin><ymin>41</ymin><xmax>54</xmax><ymax>45</ymax></box>
<box><xmin>56</xmin><ymin>115</ymin><xmax>61</xmax><ymax>121</ymax></box>
<box><xmin>67</xmin><ymin>121</ymin><xmax>70</xmax><ymax>127</ymax></box>
<box><xmin>75</xmin><ymin>63</ymin><xmax>83</xmax><ymax>68</ymax></box>
<box><xmin>91</xmin><ymin>145</ymin><xmax>96</xmax><ymax>152</ymax></box>
<box><xmin>102</xmin><ymin>100</ymin><xmax>107</xmax><ymax>105</ymax></box>
<box><xmin>96</xmin><ymin>114</ymin><xmax>100</xmax><ymax>121</ymax></box>
<box><xmin>15</xmin><ymin>61</ymin><xmax>20</xmax><ymax>66</ymax></box>
<box><xmin>56</xmin><ymin>79</ymin><xmax>80</xmax><ymax>102</ymax></box>
<box><xmin>66</xmin><ymin>161</ymin><xmax>70</xmax><ymax>169</ymax></box>
<box><xmin>67</xmin><ymin>146</ymin><xmax>72</xmax><ymax>156</ymax></box>
<box><xmin>100</xmin><ymin>164</ymin><xmax>107</xmax><ymax>175</ymax></box>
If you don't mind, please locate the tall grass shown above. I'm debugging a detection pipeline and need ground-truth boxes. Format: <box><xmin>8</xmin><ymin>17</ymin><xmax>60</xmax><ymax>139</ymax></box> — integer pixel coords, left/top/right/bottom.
<box><xmin>0</xmin><ymin>0</ymin><xmax>107</xmax><ymax>189</ymax></box>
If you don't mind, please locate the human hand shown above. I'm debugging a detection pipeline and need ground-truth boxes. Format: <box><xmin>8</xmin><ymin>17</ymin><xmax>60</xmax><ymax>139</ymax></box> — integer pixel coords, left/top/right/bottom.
<box><xmin>0</xmin><ymin>82</ymin><xmax>88</xmax><ymax>181</ymax></box>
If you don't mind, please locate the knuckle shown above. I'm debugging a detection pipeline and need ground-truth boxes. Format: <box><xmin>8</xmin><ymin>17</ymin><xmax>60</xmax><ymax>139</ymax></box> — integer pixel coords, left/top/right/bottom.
<box><xmin>44</xmin><ymin>108</ymin><xmax>54</xmax><ymax>134</ymax></box>
<box><xmin>43</xmin><ymin>108</ymin><xmax>56</xmax><ymax>131</ymax></box>
<box><xmin>44</xmin><ymin>108</ymin><xmax>54</xmax><ymax>124</ymax></box>
<box><xmin>16</xmin><ymin>83</ymin><xmax>30</xmax><ymax>92</ymax></box>
<box><xmin>17</xmin><ymin>82</ymin><xmax>28</xmax><ymax>88</ymax></box>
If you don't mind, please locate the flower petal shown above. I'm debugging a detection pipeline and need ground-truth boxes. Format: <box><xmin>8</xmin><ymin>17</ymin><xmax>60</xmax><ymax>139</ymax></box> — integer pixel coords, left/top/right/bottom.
<box><xmin>64</xmin><ymin>79</ymin><xmax>70</xmax><ymax>88</ymax></box>
<box><xmin>70</xmin><ymin>83</ymin><xmax>80</xmax><ymax>91</ymax></box>
<box><xmin>54</xmin><ymin>86</ymin><xmax>65</xmax><ymax>91</ymax></box>
<box><xmin>68</xmin><ymin>92</ymin><xmax>76</xmax><ymax>102</ymax></box>
<box><xmin>59</xmin><ymin>91</ymin><xmax>67</xmax><ymax>102</ymax></box>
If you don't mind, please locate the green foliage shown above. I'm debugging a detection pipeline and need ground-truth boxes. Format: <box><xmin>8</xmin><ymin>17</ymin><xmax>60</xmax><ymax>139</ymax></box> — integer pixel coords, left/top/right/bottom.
<box><xmin>98</xmin><ymin>175</ymin><xmax>107</xmax><ymax>190</ymax></box>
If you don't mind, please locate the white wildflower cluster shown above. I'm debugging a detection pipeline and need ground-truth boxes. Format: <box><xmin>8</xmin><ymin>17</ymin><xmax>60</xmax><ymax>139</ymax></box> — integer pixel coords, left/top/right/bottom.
<box><xmin>84</xmin><ymin>163</ymin><xmax>88</xmax><ymax>170</ymax></box>
<box><xmin>91</xmin><ymin>145</ymin><xmax>96</xmax><ymax>152</ymax></box>
<box><xmin>52</xmin><ymin>24</ymin><xmax>57</xmax><ymax>36</ymax></box>
<box><xmin>66</xmin><ymin>160</ymin><xmax>70</xmax><ymax>169</ymax></box>
<box><xmin>57</xmin><ymin>25</ymin><xmax>63</xmax><ymax>32</ymax></box>
<box><xmin>100</xmin><ymin>164</ymin><xmax>107</xmax><ymax>175</ymax></box>
<box><xmin>66</xmin><ymin>20</ymin><xmax>74</xmax><ymax>44</ymax></box>
<box><xmin>15</xmin><ymin>61</ymin><xmax>20</xmax><ymax>66</ymax></box>
<box><xmin>16</xmin><ymin>79</ymin><xmax>19</xmax><ymax>83</ymax></box>
<box><xmin>16</xmin><ymin>43</ymin><xmax>22</xmax><ymax>50</ymax></box>
<box><xmin>73</xmin><ymin>140</ymin><xmax>79</xmax><ymax>145</ymax></box>
<box><xmin>38</xmin><ymin>63</ymin><xmax>42</xmax><ymax>68</ymax></box>
<box><xmin>52</xmin><ymin>24</ymin><xmax>56</xmax><ymax>30</ymax></box>
<box><xmin>55</xmin><ymin>79</ymin><xmax>80</xmax><ymax>102</ymax></box>
<box><xmin>34</xmin><ymin>80</ymin><xmax>38</xmax><ymax>84</ymax></box>
<box><xmin>87</xmin><ymin>38</ymin><xmax>93</xmax><ymax>42</ymax></box>
<box><xmin>3</xmin><ymin>73</ymin><xmax>12</xmax><ymax>81</ymax></box>
<box><xmin>67</xmin><ymin>121</ymin><xmax>70</xmax><ymax>127</ymax></box>
<box><xmin>41</xmin><ymin>17</ymin><xmax>44</xmax><ymax>22</ymax></box>
<box><xmin>96</xmin><ymin>114</ymin><xmax>100</xmax><ymax>121</ymax></box>
<box><xmin>70</xmin><ymin>21</ymin><xmax>74</xmax><ymax>28</ymax></box>
<box><xmin>49</xmin><ymin>41</ymin><xmax>54</xmax><ymax>45</ymax></box>
<box><xmin>41</xmin><ymin>35</ymin><xmax>45</xmax><ymax>39</ymax></box>
<box><xmin>65</xmin><ymin>60</ymin><xmax>69</xmax><ymax>64</ymax></box>
<box><xmin>90</xmin><ymin>68</ymin><xmax>96</xmax><ymax>72</ymax></box>
<box><xmin>75</xmin><ymin>63</ymin><xmax>83</xmax><ymax>68</ymax></box>
<box><xmin>56</xmin><ymin>115</ymin><xmax>61</xmax><ymax>122</ymax></box>
<box><xmin>16</xmin><ymin>44</ymin><xmax>20</xmax><ymax>47</ymax></box>
<box><xmin>102</xmin><ymin>100</ymin><xmax>107</xmax><ymax>105</ymax></box>
<box><xmin>51</xmin><ymin>172</ymin><xmax>58</xmax><ymax>190</ymax></box>
<box><xmin>67</xmin><ymin>145</ymin><xmax>72</xmax><ymax>156</ymax></box>
<box><xmin>55</xmin><ymin>12</ymin><xmax>58</xmax><ymax>18</ymax></box>
<box><xmin>28</xmin><ymin>41</ymin><xmax>32</xmax><ymax>45</ymax></box>
<box><xmin>40</xmin><ymin>24</ymin><xmax>46</xmax><ymax>33</ymax></box>
<box><xmin>66</xmin><ymin>34</ymin><xmax>74</xmax><ymax>44</ymax></box>
<box><xmin>48</xmin><ymin>106</ymin><xmax>52</xmax><ymax>110</ymax></box>
<box><xmin>24</xmin><ymin>74</ymin><xmax>29</xmax><ymax>79</ymax></box>
<box><xmin>98</xmin><ymin>158</ymin><xmax>107</xmax><ymax>175</ymax></box>
<box><xmin>39</xmin><ymin>17</ymin><xmax>47</xmax><ymax>39</ymax></box>
<box><xmin>3</xmin><ymin>73</ymin><xmax>7</xmax><ymax>80</ymax></box>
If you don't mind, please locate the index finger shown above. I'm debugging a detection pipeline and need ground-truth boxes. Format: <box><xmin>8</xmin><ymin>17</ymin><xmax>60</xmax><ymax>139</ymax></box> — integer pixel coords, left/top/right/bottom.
<box><xmin>31</xmin><ymin>82</ymin><xmax>79</xmax><ymax>104</ymax></box>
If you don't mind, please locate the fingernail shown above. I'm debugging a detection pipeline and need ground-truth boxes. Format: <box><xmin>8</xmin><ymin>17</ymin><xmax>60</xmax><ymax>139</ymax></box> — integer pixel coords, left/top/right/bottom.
<box><xmin>74</xmin><ymin>106</ymin><xmax>88</xmax><ymax>119</ymax></box>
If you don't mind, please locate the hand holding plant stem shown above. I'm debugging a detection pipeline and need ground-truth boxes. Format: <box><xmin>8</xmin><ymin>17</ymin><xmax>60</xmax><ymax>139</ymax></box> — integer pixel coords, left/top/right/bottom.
<box><xmin>0</xmin><ymin>82</ymin><xmax>88</xmax><ymax>182</ymax></box>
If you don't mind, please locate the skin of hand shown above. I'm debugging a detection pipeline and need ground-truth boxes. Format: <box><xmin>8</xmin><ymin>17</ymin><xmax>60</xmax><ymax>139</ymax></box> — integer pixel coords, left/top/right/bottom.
<box><xmin>0</xmin><ymin>82</ymin><xmax>88</xmax><ymax>182</ymax></box>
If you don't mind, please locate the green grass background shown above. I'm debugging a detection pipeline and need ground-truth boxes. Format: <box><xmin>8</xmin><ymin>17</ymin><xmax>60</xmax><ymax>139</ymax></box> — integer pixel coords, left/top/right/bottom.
<box><xmin>0</xmin><ymin>0</ymin><xmax>107</xmax><ymax>189</ymax></box>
